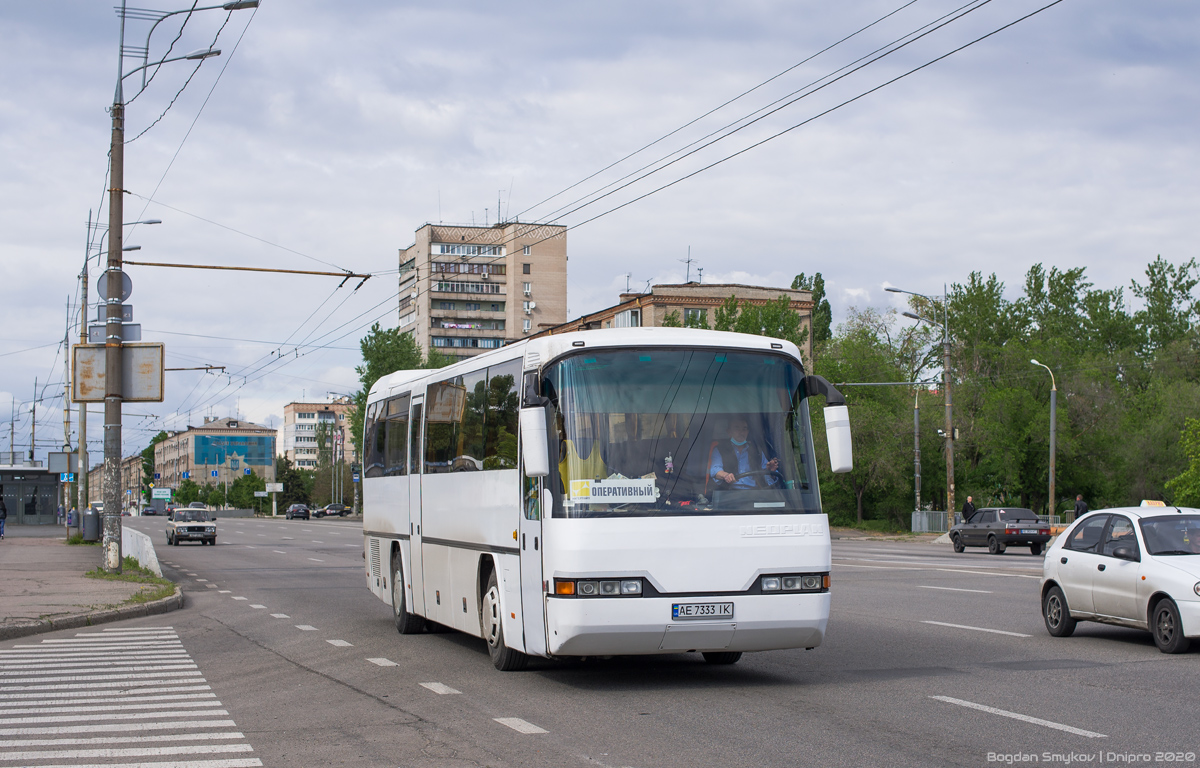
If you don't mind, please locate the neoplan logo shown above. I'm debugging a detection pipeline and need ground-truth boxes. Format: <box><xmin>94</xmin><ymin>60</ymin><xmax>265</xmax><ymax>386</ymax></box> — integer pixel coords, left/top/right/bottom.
<box><xmin>739</xmin><ymin>523</ymin><xmax>824</xmax><ymax>537</ymax></box>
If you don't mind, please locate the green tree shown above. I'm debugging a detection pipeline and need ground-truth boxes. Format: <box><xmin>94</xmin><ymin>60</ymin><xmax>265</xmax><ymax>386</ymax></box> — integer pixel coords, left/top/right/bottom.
<box><xmin>141</xmin><ymin>431</ymin><xmax>169</xmax><ymax>505</ymax></box>
<box><xmin>228</xmin><ymin>471</ymin><xmax>266</xmax><ymax>510</ymax></box>
<box><xmin>712</xmin><ymin>294</ymin><xmax>809</xmax><ymax>351</ymax></box>
<box><xmin>175</xmin><ymin>479</ymin><xmax>202</xmax><ymax>506</ymax></box>
<box><xmin>661</xmin><ymin>310</ymin><xmax>682</xmax><ymax>327</ymax></box>
<box><xmin>792</xmin><ymin>272</ymin><xmax>832</xmax><ymax>344</ymax></box>
<box><xmin>274</xmin><ymin>456</ymin><xmax>314</xmax><ymax>508</ymax></box>
<box><xmin>1165</xmin><ymin>418</ymin><xmax>1200</xmax><ymax>506</ymax></box>
<box><xmin>1130</xmin><ymin>255</ymin><xmax>1199</xmax><ymax>352</ymax></box>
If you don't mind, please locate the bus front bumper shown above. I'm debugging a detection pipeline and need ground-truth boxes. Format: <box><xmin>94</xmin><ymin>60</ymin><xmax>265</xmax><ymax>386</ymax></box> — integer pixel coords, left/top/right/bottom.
<box><xmin>545</xmin><ymin>593</ymin><xmax>829</xmax><ymax>657</ymax></box>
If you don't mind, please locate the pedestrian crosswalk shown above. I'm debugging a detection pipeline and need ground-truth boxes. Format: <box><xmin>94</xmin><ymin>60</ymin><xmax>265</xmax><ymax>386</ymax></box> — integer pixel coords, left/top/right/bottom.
<box><xmin>0</xmin><ymin>626</ymin><xmax>261</xmax><ymax>767</ymax></box>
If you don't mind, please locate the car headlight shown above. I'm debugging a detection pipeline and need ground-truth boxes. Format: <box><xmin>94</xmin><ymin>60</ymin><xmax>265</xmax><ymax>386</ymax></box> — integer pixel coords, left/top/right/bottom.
<box><xmin>207</xmin><ymin>527</ymin><xmax>215</xmax><ymax>533</ymax></box>
<box><xmin>1194</xmin><ymin>582</ymin><xmax>1200</xmax><ymax>597</ymax></box>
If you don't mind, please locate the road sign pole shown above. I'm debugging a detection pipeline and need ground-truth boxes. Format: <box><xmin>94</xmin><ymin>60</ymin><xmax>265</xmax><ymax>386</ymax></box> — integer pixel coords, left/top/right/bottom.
<box><xmin>101</xmin><ymin>97</ymin><xmax>125</xmax><ymax>574</ymax></box>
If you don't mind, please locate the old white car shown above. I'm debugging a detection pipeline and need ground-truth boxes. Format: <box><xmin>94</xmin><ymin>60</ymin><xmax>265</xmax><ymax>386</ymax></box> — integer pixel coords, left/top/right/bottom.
<box><xmin>1041</xmin><ymin>506</ymin><xmax>1200</xmax><ymax>653</ymax></box>
<box><xmin>166</xmin><ymin>508</ymin><xmax>217</xmax><ymax>546</ymax></box>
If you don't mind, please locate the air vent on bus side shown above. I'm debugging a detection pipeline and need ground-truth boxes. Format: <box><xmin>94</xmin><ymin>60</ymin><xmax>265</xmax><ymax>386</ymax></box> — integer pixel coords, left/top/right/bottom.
<box><xmin>369</xmin><ymin>538</ymin><xmax>382</xmax><ymax>578</ymax></box>
<box><xmin>524</xmin><ymin>350</ymin><xmax>541</xmax><ymax>368</ymax></box>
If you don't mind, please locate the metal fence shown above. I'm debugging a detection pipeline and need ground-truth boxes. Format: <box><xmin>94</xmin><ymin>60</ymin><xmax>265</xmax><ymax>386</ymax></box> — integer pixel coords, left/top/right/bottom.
<box><xmin>911</xmin><ymin>510</ymin><xmax>949</xmax><ymax>533</ymax></box>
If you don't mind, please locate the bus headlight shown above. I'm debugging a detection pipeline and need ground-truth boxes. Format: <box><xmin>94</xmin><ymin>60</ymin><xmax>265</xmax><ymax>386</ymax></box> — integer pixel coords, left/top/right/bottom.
<box><xmin>600</xmin><ymin>580</ymin><xmax>621</xmax><ymax>595</ymax></box>
<box><xmin>762</xmin><ymin>577</ymin><xmax>782</xmax><ymax>591</ymax></box>
<box><xmin>763</xmin><ymin>573</ymin><xmax>828</xmax><ymax>593</ymax></box>
<box><xmin>552</xmin><ymin>578</ymin><xmax>644</xmax><ymax>597</ymax></box>
<box><xmin>621</xmin><ymin>580</ymin><xmax>642</xmax><ymax>595</ymax></box>
<box><xmin>578</xmin><ymin>580</ymin><xmax>599</xmax><ymax>596</ymax></box>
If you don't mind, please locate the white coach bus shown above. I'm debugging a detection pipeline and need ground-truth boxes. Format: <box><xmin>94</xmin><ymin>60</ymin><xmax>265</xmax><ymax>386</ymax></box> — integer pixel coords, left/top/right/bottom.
<box><xmin>362</xmin><ymin>327</ymin><xmax>852</xmax><ymax>670</ymax></box>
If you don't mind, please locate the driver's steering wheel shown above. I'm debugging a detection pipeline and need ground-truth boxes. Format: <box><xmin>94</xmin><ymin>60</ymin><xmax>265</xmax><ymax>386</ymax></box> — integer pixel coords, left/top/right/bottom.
<box><xmin>714</xmin><ymin>468</ymin><xmax>781</xmax><ymax>487</ymax></box>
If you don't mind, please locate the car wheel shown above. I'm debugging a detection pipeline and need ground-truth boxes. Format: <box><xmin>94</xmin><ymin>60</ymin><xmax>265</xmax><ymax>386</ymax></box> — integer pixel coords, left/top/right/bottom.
<box><xmin>702</xmin><ymin>651</ymin><xmax>743</xmax><ymax>665</ymax></box>
<box><xmin>1043</xmin><ymin>585</ymin><xmax>1076</xmax><ymax>637</ymax></box>
<box><xmin>173</xmin><ymin>535</ymin><xmax>179</xmax><ymax>546</ymax></box>
<box><xmin>1030</xmin><ymin>543</ymin><xmax>1043</xmax><ymax>556</ymax></box>
<box><xmin>987</xmin><ymin>535</ymin><xmax>1005</xmax><ymax>555</ymax></box>
<box><xmin>483</xmin><ymin>570</ymin><xmax>528</xmax><ymax>671</ymax></box>
<box><xmin>1152</xmin><ymin>599</ymin><xmax>1191</xmax><ymax>654</ymax></box>
<box><xmin>952</xmin><ymin>534</ymin><xmax>965</xmax><ymax>553</ymax></box>
<box><xmin>391</xmin><ymin>551</ymin><xmax>426</xmax><ymax>634</ymax></box>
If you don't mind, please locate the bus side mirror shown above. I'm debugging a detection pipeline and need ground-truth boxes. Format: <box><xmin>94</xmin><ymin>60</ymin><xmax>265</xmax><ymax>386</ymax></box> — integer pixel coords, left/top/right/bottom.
<box><xmin>520</xmin><ymin>408</ymin><xmax>550</xmax><ymax>478</ymax></box>
<box><xmin>824</xmin><ymin>405</ymin><xmax>853</xmax><ymax>473</ymax></box>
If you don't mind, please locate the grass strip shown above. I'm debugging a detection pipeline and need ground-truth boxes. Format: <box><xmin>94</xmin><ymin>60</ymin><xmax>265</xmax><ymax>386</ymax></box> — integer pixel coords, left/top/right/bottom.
<box><xmin>85</xmin><ymin>556</ymin><xmax>177</xmax><ymax>604</ymax></box>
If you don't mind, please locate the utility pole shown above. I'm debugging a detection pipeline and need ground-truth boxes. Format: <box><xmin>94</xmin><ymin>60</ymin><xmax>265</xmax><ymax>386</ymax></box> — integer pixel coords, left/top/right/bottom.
<box><xmin>943</xmin><ymin>283</ymin><xmax>955</xmax><ymax>519</ymax></box>
<box><xmin>31</xmin><ymin>378</ymin><xmax>36</xmax><ymax>465</ymax></box>
<box><xmin>78</xmin><ymin>255</ymin><xmax>89</xmax><ymax>517</ymax></box>
<box><xmin>102</xmin><ymin>76</ymin><xmax>126</xmax><ymax>572</ymax></box>
<box><xmin>913</xmin><ymin>391</ymin><xmax>921</xmax><ymax>515</ymax></box>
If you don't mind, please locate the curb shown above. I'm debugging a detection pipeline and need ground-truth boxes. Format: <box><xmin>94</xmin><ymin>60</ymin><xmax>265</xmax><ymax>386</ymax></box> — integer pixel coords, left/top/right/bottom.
<box><xmin>0</xmin><ymin>586</ymin><xmax>185</xmax><ymax>642</ymax></box>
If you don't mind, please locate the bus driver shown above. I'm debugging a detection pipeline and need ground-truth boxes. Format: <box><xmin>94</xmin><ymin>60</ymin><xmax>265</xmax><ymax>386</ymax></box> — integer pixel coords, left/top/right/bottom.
<box><xmin>709</xmin><ymin>416</ymin><xmax>779</xmax><ymax>489</ymax></box>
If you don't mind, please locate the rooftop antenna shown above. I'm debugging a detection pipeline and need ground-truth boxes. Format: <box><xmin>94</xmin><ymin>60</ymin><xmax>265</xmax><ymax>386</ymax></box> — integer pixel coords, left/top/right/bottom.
<box><xmin>697</xmin><ymin>267</ymin><xmax>704</xmax><ymax>284</ymax></box>
<box><xmin>679</xmin><ymin>246</ymin><xmax>696</xmax><ymax>283</ymax></box>
<box><xmin>485</xmin><ymin>208</ymin><xmax>489</xmax><ymax>227</ymax></box>
<box><xmin>625</xmin><ymin>273</ymin><xmax>631</xmax><ymax>293</ymax></box>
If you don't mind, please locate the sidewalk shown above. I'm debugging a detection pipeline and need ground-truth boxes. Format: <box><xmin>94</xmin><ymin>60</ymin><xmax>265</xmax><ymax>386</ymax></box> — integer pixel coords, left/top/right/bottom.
<box><xmin>0</xmin><ymin>525</ymin><xmax>182</xmax><ymax>641</ymax></box>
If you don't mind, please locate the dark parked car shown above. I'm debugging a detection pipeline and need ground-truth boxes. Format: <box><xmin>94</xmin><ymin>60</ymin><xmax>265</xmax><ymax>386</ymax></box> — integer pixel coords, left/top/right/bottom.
<box><xmin>285</xmin><ymin>504</ymin><xmax>310</xmax><ymax>520</ymax></box>
<box><xmin>950</xmin><ymin>507</ymin><xmax>1051</xmax><ymax>555</ymax></box>
<box><xmin>315</xmin><ymin>504</ymin><xmax>347</xmax><ymax>518</ymax></box>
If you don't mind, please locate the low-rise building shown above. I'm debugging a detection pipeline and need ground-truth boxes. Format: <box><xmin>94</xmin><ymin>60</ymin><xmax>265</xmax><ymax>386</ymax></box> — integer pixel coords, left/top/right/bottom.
<box><xmin>531</xmin><ymin>282</ymin><xmax>814</xmax><ymax>363</ymax></box>
<box><xmin>154</xmin><ymin>417</ymin><xmax>277</xmax><ymax>491</ymax></box>
<box><xmin>87</xmin><ymin>455</ymin><xmax>143</xmax><ymax>511</ymax></box>
<box><xmin>278</xmin><ymin>398</ymin><xmax>357</xmax><ymax>469</ymax></box>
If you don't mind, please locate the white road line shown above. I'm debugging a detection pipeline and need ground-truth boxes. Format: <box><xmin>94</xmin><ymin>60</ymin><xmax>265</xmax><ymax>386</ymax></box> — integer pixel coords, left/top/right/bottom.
<box><xmin>326</xmin><ymin>640</ymin><xmax>352</xmax><ymax>647</ymax></box>
<box><xmin>0</xmin><ymin>742</ymin><xmax>255</xmax><ymax>760</ymax></box>
<box><xmin>0</xmin><ymin>708</ymin><xmax>229</xmax><ymax>725</ymax></box>
<box><xmin>494</xmin><ymin>717</ymin><xmax>547</xmax><ymax>734</ymax></box>
<box><xmin>419</xmin><ymin>683</ymin><xmax>460</xmax><ymax>695</ymax></box>
<box><xmin>195</xmin><ymin>579</ymin><xmax>208</xmax><ymax>583</ymax></box>
<box><xmin>366</xmin><ymin>658</ymin><xmax>397</xmax><ymax>667</ymax></box>
<box><xmin>218</xmin><ymin>591</ymin><xmax>231</xmax><ymax>594</ymax></box>
<box><xmin>1</xmin><ymin>672</ymin><xmax>204</xmax><ymax>686</ymax></box>
<box><xmin>935</xmin><ymin>568</ymin><xmax>1041</xmax><ymax>580</ymax></box>
<box><xmin>344</xmin><ymin>544</ymin><xmax>356</xmax><ymax>547</ymax></box>
<box><xmin>31</xmin><ymin>639</ymin><xmax>182</xmax><ymax>645</ymax></box>
<box><xmin>281</xmin><ymin>537</ymin><xmax>293</xmax><ymax>540</ymax></box>
<box><xmin>0</xmin><ymin>685</ymin><xmax>211</xmax><ymax>700</ymax></box>
<box><xmin>231</xmin><ymin>597</ymin><xmax>248</xmax><ymax>601</ymax></box>
<box><xmin>207</xmin><ymin>584</ymin><xmax>218</xmax><ymax>588</ymax></box>
<box><xmin>0</xmin><ymin>719</ymin><xmax>238</xmax><ymax>737</ymax></box>
<box><xmin>311</xmin><ymin>540</ymin><xmax>323</xmax><ymax>543</ymax></box>
<box><xmin>918</xmin><ymin>586</ymin><xmax>994</xmax><ymax>594</ymax></box>
<box><xmin>0</xmin><ymin>731</ymin><xmax>244</xmax><ymax>747</ymax></box>
<box><xmin>295</xmin><ymin>626</ymin><xmax>318</xmax><ymax>631</ymax></box>
<box><xmin>249</xmin><ymin>605</ymin><xmax>266</xmax><ymax>610</ymax></box>
<box><xmin>931</xmin><ymin>696</ymin><xmax>1107</xmax><ymax>738</ymax></box>
<box><xmin>269</xmin><ymin>614</ymin><xmax>289</xmax><ymax>619</ymax></box>
<box><xmin>0</xmin><ymin>665</ymin><xmax>198</xmax><ymax>676</ymax></box>
<box><xmin>0</xmin><ymin>700</ymin><xmax>225</xmax><ymax>715</ymax></box>
<box><xmin>922</xmin><ymin>621</ymin><xmax>1031</xmax><ymax>638</ymax></box>
<box><xmin>244</xmin><ymin>546</ymin><xmax>256</xmax><ymax>549</ymax></box>
<box><xmin>0</xmin><ymin>693</ymin><xmax>216</xmax><ymax>707</ymax></box>
<box><xmin>186</xmin><ymin>573</ymin><xmax>198</xmax><ymax>577</ymax></box>
<box><xmin>272</xmin><ymin>550</ymin><xmax>286</xmax><ymax>554</ymax></box>
<box><xmin>308</xmin><ymin>558</ymin><xmax>324</xmax><ymax>562</ymax></box>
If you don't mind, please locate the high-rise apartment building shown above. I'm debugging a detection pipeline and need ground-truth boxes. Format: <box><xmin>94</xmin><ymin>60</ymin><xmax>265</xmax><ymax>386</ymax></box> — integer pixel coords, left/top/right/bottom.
<box><xmin>278</xmin><ymin>397</ymin><xmax>357</xmax><ymax>469</ymax></box>
<box><xmin>397</xmin><ymin>222</ymin><xmax>568</xmax><ymax>360</ymax></box>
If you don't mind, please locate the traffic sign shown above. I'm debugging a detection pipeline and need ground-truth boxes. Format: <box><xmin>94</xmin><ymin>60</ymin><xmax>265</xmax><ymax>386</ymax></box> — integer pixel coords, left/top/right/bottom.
<box><xmin>211</xmin><ymin>470</ymin><xmax>218</xmax><ymax>478</ymax></box>
<box><xmin>265</xmin><ymin>483</ymin><xmax>283</xmax><ymax>493</ymax></box>
<box><xmin>154</xmin><ymin>473</ymin><xmax>160</xmax><ymax>479</ymax></box>
<box><xmin>96</xmin><ymin>270</ymin><xmax>133</xmax><ymax>302</ymax></box>
<box><xmin>254</xmin><ymin>491</ymin><xmax>268</xmax><ymax>498</ymax></box>
<box><xmin>182</xmin><ymin>471</ymin><xmax>190</xmax><ymax>479</ymax></box>
<box><xmin>243</xmin><ymin>467</ymin><xmax>251</xmax><ymax>476</ymax></box>
<box><xmin>151</xmin><ymin>488</ymin><xmax>171</xmax><ymax>500</ymax></box>
<box><xmin>352</xmin><ymin>474</ymin><xmax>360</xmax><ymax>483</ymax></box>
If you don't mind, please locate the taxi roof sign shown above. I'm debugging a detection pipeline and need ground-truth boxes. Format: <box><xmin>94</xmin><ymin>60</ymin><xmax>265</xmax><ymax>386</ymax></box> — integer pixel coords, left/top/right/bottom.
<box><xmin>1140</xmin><ymin>499</ymin><xmax>1167</xmax><ymax>507</ymax></box>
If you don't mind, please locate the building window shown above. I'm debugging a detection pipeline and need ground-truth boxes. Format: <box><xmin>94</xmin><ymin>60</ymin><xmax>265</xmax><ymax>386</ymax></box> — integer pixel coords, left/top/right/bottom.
<box><xmin>490</xmin><ymin>303</ymin><xmax>502</xmax><ymax>312</ymax></box>
<box><xmin>614</xmin><ymin>309</ymin><xmax>641</xmax><ymax>328</ymax></box>
<box><xmin>439</xmin><ymin>301</ymin><xmax>455</xmax><ymax>310</ymax></box>
<box><xmin>523</xmin><ymin>319</ymin><xmax>531</xmax><ymax>333</ymax></box>
<box><xmin>523</xmin><ymin>300</ymin><xmax>532</xmax><ymax>312</ymax></box>
<box><xmin>433</xmin><ymin>281</ymin><xmax>501</xmax><ymax>295</ymax></box>
<box><xmin>466</xmin><ymin>302</ymin><xmax>480</xmax><ymax>311</ymax></box>
<box><xmin>523</xmin><ymin>282</ymin><xmax>532</xmax><ymax>296</ymax></box>
<box><xmin>523</xmin><ymin>246</ymin><xmax>530</xmax><ymax>257</ymax></box>
<box><xmin>433</xmin><ymin>244</ymin><xmax>504</xmax><ymax>257</ymax></box>
<box><xmin>431</xmin><ymin>337</ymin><xmax>504</xmax><ymax>349</ymax></box>
<box><xmin>298</xmin><ymin>412</ymin><xmax>315</xmax><ymax>419</ymax></box>
<box><xmin>399</xmin><ymin>312</ymin><xmax>415</xmax><ymax>328</ymax></box>
<box><xmin>431</xmin><ymin>261</ymin><xmax>506</xmax><ymax>275</ymax></box>
<box><xmin>685</xmin><ymin>308</ymin><xmax>708</xmax><ymax>327</ymax></box>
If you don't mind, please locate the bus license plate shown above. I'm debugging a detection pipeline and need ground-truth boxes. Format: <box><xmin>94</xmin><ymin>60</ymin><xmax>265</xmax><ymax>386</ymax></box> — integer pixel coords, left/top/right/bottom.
<box><xmin>672</xmin><ymin>602</ymin><xmax>734</xmax><ymax>621</ymax></box>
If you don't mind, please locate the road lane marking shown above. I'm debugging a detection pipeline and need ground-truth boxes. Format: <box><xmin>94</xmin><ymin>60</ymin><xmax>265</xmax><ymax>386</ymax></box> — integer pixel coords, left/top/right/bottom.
<box><xmin>922</xmin><ymin>621</ymin><xmax>1030</xmax><ymax>637</ymax></box>
<box><xmin>936</xmin><ymin>568</ymin><xmax>1040</xmax><ymax>580</ymax></box>
<box><xmin>206</xmin><ymin>584</ymin><xmax>218</xmax><ymax>588</ymax></box>
<box><xmin>231</xmin><ymin>597</ymin><xmax>248</xmax><ymax>601</ymax></box>
<box><xmin>269</xmin><ymin>614</ymin><xmax>289</xmax><ymax>619</ymax></box>
<box><xmin>218</xmin><ymin>591</ymin><xmax>231</xmax><ymax>594</ymax></box>
<box><xmin>273</xmin><ymin>550</ymin><xmax>286</xmax><ymax>554</ymax></box>
<box><xmin>419</xmin><ymin>682</ymin><xmax>460</xmax><ymax>695</ymax></box>
<box><xmin>0</xmin><ymin>731</ymin><xmax>244</xmax><ymax>747</ymax></box>
<box><xmin>494</xmin><ymin>717</ymin><xmax>547</xmax><ymax>734</ymax></box>
<box><xmin>918</xmin><ymin>586</ymin><xmax>994</xmax><ymax>594</ymax></box>
<box><xmin>326</xmin><ymin>640</ymin><xmax>352</xmax><ymax>647</ymax></box>
<box><xmin>249</xmin><ymin>605</ymin><xmax>266</xmax><ymax>610</ymax></box>
<box><xmin>195</xmin><ymin>579</ymin><xmax>208</xmax><ymax>583</ymax></box>
<box><xmin>311</xmin><ymin>540</ymin><xmax>323</xmax><ymax>543</ymax></box>
<box><xmin>930</xmin><ymin>696</ymin><xmax>1107</xmax><ymax>738</ymax></box>
<box><xmin>366</xmin><ymin>659</ymin><xmax>397</xmax><ymax>667</ymax></box>
<box><xmin>308</xmin><ymin>558</ymin><xmax>324</xmax><ymax>562</ymax></box>
<box><xmin>186</xmin><ymin>574</ymin><xmax>198</xmax><ymax>577</ymax></box>
<box><xmin>281</xmin><ymin>537</ymin><xmax>294</xmax><ymax>540</ymax></box>
<box><xmin>295</xmin><ymin>626</ymin><xmax>318</xmax><ymax>631</ymax></box>
<box><xmin>0</xmin><ymin>743</ymin><xmax>256</xmax><ymax>760</ymax></box>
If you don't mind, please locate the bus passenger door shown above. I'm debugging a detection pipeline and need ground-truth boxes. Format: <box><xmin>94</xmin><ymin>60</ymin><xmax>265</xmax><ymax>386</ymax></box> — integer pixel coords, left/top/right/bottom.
<box><xmin>408</xmin><ymin>398</ymin><xmax>426</xmax><ymax>616</ymax></box>
<box><xmin>519</xmin><ymin>473</ymin><xmax>547</xmax><ymax>655</ymax></box>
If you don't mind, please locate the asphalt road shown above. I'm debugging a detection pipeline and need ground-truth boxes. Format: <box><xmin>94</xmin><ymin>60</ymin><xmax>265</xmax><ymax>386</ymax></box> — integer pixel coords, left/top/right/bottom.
<box><xmin>6</xmin><ymin>518</ymin><xmax>1198</xmax><ymax>768</ymax></box>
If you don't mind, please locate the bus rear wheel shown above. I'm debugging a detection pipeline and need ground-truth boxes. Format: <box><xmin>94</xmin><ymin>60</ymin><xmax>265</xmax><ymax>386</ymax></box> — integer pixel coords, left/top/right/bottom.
<box><xmin>391</xmin><ymin>552</ymin><xmax>426</xmax><ymax>635</ymax></box>
<box><xmin>702</xmin><ymin>652</ymin><xmax>742</xmax><ymax>665</ymax></box>
<box><xmin>483</xmin><ymin>571</ymin><xmax>528</xmax><ymax>671</ymax></box>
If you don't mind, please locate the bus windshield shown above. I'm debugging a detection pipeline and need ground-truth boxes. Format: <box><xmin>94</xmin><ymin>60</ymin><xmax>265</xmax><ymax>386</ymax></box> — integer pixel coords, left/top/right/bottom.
<box><xmin>543</xmin><ymin>348</ymin><xmax>821</xmax><ymax>518</ymax></box>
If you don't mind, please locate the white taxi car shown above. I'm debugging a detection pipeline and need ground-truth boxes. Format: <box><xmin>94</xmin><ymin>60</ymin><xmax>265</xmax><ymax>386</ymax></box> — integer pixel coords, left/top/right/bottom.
<box><xmin>1041</xmin><ymin>506</ymin><xmax>1200</xmax><ymax>653</ymax></box>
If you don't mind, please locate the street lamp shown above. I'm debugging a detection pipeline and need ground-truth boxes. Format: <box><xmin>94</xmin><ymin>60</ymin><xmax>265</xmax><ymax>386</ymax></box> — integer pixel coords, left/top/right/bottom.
<box><xmin>99</xmin><ymin>1</ymin><xmax>254</xmax><ymax>573</ymax></box>
<box><xmin>888</xmin><ymin>284</ymin><xmax>956</xmax><ymax>523</ymax></box>
<box><xmin>1031</xmin><ymin>359</ymin><xmax>1057</xmax><ymax>521</ymax></box>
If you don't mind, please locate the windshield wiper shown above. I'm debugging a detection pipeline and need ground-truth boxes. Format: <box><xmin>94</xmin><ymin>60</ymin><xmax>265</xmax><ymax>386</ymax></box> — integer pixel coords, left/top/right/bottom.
<box><xmin>1151</xmin><ymin>550</ymin><xmax>1196</xmax><ymax>556</ymax></box>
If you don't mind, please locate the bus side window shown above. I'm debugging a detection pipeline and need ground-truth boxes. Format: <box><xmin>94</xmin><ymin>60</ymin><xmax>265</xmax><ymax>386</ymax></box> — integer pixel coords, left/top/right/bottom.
<box><xmin>364</xmin><ymin>402</ymin><xmax>384</xmax><ymax>479</ymax></box>
<box><xmin>410</xmin><ymin>402</ymin><xmax>424</xmax><ymax>474</ymax></box>
<box><xmin>485</xmin><ymin>360</ymin><xmax>521</xmax><ymax>470</ymax></box>
<box><xmin>384</xmin><ymin>394</ymin><xmax>410</xmax><ymax>476</ymax></box>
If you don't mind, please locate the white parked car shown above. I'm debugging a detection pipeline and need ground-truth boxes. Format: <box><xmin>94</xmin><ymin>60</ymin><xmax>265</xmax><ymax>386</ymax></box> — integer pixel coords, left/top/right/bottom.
<box><xmin>1041</xmin><ymin>506</ymin><xmax>1200</xmax><ymax>653</ymax></box>
<box><xmin>166</xmin><ymin>508</ymin><xmax>217</xmax><ymax>546</ymax></box>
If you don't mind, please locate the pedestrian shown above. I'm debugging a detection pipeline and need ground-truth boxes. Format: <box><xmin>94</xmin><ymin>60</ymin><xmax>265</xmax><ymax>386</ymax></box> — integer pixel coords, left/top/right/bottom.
<box><xmin>1074</xmin><ymin>494</ymin><xmax>1088</xmax><ymax>519</ymax></box>
<box><xmin>0</xmin><ymin>496</ymin><xmax>7</xmax><ymax>539</ymax></box>
<box><xmin>960</xmin><ymin>495</ymin><xmax>976</xmax><ymax>523</ymax></box>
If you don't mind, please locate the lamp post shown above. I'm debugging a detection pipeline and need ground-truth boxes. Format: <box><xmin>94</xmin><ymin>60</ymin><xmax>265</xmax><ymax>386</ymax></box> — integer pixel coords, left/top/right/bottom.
<box><xmin>1031</xmin><ymin>359</ymin><xmax>1057</xmax><ymax>520</ymax></box>
<box><xmin>913</xmin><ymin>390</ymin><xmax>921</xmax><ymax>514</ymax></box>
<box><xmin>888</xmin><ymin>284</ymin><xmax>955</xmax><ymax>521</ymax></box>
<box><xmin>100</xmin><ymin>0</ymin><xmax>254</xmax><ymax>572</ymax></box>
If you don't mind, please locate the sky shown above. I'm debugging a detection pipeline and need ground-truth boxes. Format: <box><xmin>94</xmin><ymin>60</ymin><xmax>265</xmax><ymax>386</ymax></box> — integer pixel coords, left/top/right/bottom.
<box><xmin>1</xmin><ymin>0</ymin><xmax>1197</xmax><ymax>465</ymax></box>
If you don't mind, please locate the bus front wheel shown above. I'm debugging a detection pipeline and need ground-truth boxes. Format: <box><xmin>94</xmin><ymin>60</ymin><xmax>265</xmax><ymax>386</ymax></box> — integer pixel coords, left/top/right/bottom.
<box><xmin>391</xmin><ymin>552</ymin><xmax>426</xmax><ymax>635</ymax></box>
<box><xmin>702</xmin><ymin>652</ymin><xmax>743</xmax><ymax>665</ymax></box>
<box><xmin>483</xmin><ymin>571</ymin><xmax>528</xmax><ymax>671</ymax></box>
